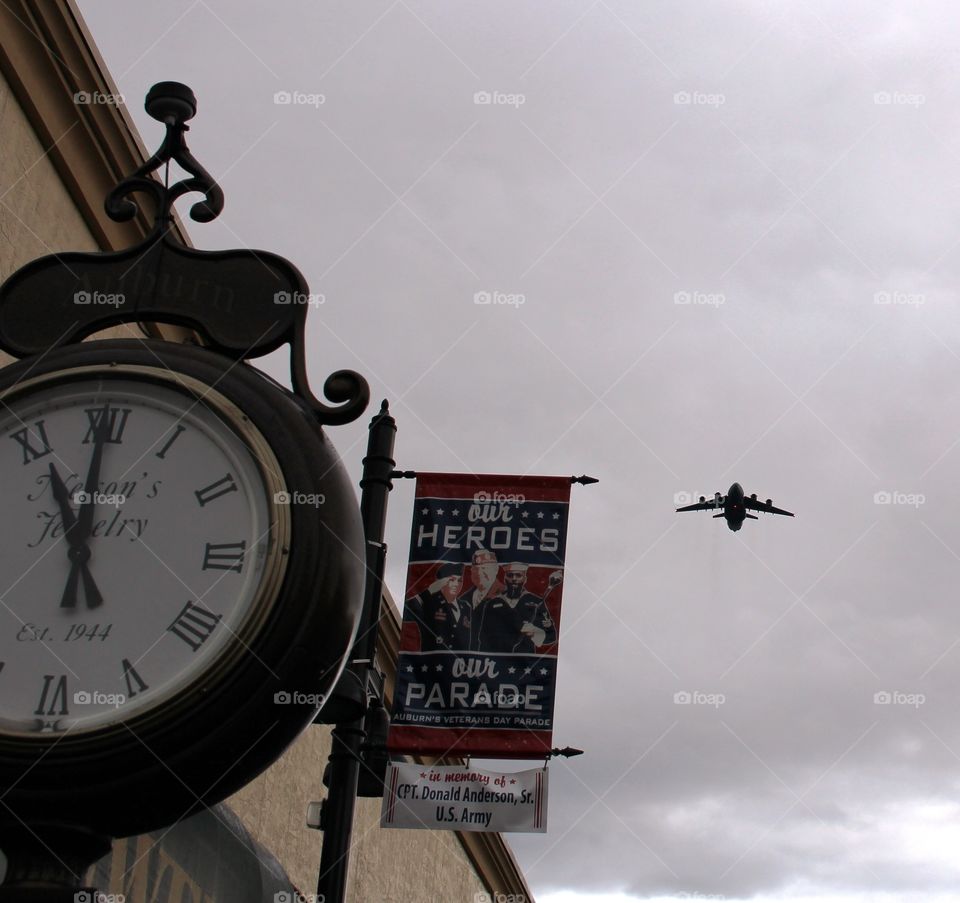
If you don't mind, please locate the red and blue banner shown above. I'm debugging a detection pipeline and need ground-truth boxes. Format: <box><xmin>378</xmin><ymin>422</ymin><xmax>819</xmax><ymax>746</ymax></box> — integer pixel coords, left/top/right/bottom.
<box><xmin>388</xmin><ymin>473</ymin><xmax>571</xmax><ymax>757</ymax></box>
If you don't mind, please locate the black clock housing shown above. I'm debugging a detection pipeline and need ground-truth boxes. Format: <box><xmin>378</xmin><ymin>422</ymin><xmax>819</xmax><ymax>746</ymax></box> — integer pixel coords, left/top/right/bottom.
<box><xmin>0</xmin><ymin>340</ymin><xmax>365</xmax><ymax>838</ymax></box>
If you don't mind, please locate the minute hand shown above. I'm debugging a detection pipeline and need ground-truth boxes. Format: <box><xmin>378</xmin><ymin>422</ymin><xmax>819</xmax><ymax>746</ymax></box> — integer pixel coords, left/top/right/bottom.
<box><xmin>59</xmin><ymin>404</ymin><xmax>111</xmax><ymax>608</ymax></box>
<box><xmin>75</xmin><ymin>402</ymin><xmax>111</xmax><ymax>544</ymax></box>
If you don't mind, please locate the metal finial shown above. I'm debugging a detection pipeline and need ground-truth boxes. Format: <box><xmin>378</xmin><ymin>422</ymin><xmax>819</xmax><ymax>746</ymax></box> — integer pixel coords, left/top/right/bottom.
<box><xmin>105</xmin><ymin>81</ymin><xmax>223</xmax><ymax>229</ymax></box>
<box><xmin>547</xmin><ymin>746</ymin><xmax>584</xmax><ymax>759</ymax></box>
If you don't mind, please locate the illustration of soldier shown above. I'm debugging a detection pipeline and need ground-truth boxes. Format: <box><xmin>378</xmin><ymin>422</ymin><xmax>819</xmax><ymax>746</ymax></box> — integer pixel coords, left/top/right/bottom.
<box><xmin>476</xmin><ymin>561</ymin><xmax>561</xmax><ymax>654</ymax></box>
<box><xmin>406</xmin><ymin>562</ymin><xmax>470</xmax><ymax>651</ymax></box>
<box><xmin>456</xmin><ymin>548</ymin><xmax>506</xmax><ymax>651</ymax></box>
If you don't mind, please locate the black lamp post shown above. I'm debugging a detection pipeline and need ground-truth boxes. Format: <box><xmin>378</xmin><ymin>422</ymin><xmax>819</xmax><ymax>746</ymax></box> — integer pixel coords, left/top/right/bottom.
<box><xmin>316</xmin><ymin>400</ymin><xmax>397</xmax><ymax>902</ymax></box>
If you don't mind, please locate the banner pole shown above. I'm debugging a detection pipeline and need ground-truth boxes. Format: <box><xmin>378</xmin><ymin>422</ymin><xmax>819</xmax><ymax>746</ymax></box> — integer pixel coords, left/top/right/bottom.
<box><xmin>317</xmin><ymin>400</ymin><xmax>397</xmax><ymax>903</ymax></box>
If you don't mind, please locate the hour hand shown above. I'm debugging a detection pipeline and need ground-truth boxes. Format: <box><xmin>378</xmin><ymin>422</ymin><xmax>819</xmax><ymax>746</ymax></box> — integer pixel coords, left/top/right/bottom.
<box><xmin>47</xmin><ymin>462</ymin><xmax>77</xmax><ymax>533</ymax></box>
<box><xmin>48</xmin><ymin>463</ymin><xmax>102</xmax><ymax>608</ymax></box>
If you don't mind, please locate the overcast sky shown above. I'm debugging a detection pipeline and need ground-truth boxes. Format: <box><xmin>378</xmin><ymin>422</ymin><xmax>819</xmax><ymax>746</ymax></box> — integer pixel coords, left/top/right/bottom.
<box><xmin>70</xmin><ymin>1</ymin><xmax>960</xmax><ymax>900</ymax></box>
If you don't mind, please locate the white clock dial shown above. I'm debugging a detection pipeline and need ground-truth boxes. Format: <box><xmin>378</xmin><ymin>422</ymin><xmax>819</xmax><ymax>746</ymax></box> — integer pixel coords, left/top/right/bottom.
<box><xmin>0</xmin><ymin>369</ymin><xmax>288</xmax><ymax>734</ymax></box>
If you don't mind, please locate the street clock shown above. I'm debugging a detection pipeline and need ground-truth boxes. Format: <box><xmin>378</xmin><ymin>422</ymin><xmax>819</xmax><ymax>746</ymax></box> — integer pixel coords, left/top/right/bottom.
<box><xmin>0</xmin><ymin>340</ymin><xmax>364</xmax><ymax>837</ymax></box>
<box><xmin>0</xmin><ymin>82</ymin><xmax>369</xmax><ymax>851</ymax></box>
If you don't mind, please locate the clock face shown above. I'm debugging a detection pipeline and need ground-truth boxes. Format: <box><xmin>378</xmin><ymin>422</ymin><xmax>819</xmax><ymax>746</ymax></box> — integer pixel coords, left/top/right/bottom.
<box><xmin>0</xmin><ymin>368</ymin><xmax>288</xmax><ymax>735</ymax></box>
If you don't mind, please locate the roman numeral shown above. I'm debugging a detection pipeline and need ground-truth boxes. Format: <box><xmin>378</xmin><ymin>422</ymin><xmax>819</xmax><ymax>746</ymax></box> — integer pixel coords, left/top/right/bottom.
<box><xmin>10</xmin><ymin>420</ymin><xmax>53</xmax><ymax>464</ymax></box>
<box><xmin>202</xmin><ymin>541</ymin><xmax>246</xmax><ymax>573</ymax></box>
<box><xmin>155</xmin><ymin>424</ymin><xmax>186</xmax><ymax>459</ymax></box>
<box><xmin>83</xmin><ymin>406</ymin><xmax>131</xmax><ymax>444</ymax></box>
<box><xmin>167</xmin><ymin>601</ymin><xmax>222</xmax><ymax>651</ymax></box>
<box><xmin>34</xmin><ymin>674</ymin><xmax>68</xmax><ymax>716</ymax></box>
<box><xmin>194</xmin><ymin>474</ymin><xmax>237</xmax><ymax>507</ymax></box>
<box><xmin>121</xmin><ymin>659</ymin><xmax>148</xmax><ymax>698</ymax></box>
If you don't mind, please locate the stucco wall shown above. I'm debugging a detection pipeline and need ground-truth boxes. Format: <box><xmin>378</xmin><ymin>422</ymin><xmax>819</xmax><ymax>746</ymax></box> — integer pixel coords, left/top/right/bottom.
<box><xmin>0</xmin><ymin>65</ymin><xmax>148</xmax><ymax>368</ymax></box>
<box><xmin>0</xmin><ymin>65</ymin><xmax>92</xmax><ymax>368</ymax></box>
<box><xmin>0</xmin><ymin>67</ymin><xmax>96</xmax><ymax>276</ymax></box>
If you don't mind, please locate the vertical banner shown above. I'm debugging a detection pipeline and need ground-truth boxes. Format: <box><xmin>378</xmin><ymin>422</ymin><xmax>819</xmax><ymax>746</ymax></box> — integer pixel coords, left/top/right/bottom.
<box><xmin>388</xmin><ymin>473</ymin><xmax>571</xmax><ymax>757</ymax></box>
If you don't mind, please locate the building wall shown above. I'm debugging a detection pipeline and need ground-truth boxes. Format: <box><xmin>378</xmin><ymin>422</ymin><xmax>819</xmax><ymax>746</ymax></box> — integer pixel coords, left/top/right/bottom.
<box><xmin>0</xmin><ymin>67</ymin><xmax>96</xmax><ymax>270</ymax></box>
<box><xmin>0</xmin><ymin>65</ymin><xmax>159</xmax><ymax>369</ymax></box>
<box><xmin>0</xmin><ymin>64</ymin><xmax>95</xmax><ymax>369</ymax></box>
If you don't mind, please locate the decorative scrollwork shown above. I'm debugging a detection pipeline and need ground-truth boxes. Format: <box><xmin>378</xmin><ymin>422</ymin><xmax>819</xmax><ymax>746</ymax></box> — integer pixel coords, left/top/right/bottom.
<box><xmin>104</xmin><ymin>82</ymin><xmax>223</xmax><ymax>230</ymax></box>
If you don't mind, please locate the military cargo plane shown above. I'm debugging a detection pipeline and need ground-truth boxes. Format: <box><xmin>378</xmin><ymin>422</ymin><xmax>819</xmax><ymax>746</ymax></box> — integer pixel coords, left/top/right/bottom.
<box><xmin>676</xmin><ymin>482</ymin><xmax>794</xmax><ymax>531</ymax></box>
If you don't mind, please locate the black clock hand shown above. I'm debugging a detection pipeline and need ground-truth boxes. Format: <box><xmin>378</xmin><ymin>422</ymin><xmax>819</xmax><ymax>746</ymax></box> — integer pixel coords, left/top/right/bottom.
<box><xmin>48</xmin><ymin>462</ymin><xmax>77</xmax><ymax>534</ymax></box>
<box><xmin>49</xmin><ymin>462</ymin><xmax>103</xmax><ymax>609</ymax></box>
<box><xmin>75</xmin><ymin>402</ymin><xmax>110</xmax><ymax>543</ymax></box>
<box><xmin>55</xmin><ymin>403</ymin><xmax>111</xmax><ymax>608</ymax></box>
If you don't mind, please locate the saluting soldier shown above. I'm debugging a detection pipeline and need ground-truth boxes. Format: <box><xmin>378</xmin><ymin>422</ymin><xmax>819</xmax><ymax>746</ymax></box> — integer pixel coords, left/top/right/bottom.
<box><xmin>407</xmin><ymin>563</ymin><xmax>471</xmax><ymax>651</ymax></box>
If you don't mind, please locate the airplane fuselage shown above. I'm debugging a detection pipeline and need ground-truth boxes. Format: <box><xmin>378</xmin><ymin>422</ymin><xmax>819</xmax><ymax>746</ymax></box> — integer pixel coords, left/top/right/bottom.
<box><xmin>724</xmin><ymin>482</ymin><xmax>746</xmax><ymax>531</ymax></box>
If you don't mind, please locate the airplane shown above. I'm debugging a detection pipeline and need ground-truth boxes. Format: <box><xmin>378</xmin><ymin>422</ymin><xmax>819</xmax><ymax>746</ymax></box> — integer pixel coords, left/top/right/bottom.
<box><xmin>676</xmin><ymin>482</ymin><xmax>794</xmax><ymax>531</ymax></box>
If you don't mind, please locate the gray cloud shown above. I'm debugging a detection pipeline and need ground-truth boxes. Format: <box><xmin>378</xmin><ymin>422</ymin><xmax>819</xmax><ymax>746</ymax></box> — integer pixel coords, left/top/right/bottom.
<box><xmin>74</xmin><ymin>0</ymin><xmax>960</xmax><ymax>898</ymax></box>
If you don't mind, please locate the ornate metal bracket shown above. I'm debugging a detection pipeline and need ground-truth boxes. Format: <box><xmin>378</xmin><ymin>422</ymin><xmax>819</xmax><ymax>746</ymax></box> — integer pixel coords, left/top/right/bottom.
<box><xmin>0</xmin><ymin>82</ymin><xmax>368</xmax><ymax>427</ymax></box>
<box><xmin>105</xmin><ymin>81</ymin><xmax>223</xmax><ymax>230</ymax></box>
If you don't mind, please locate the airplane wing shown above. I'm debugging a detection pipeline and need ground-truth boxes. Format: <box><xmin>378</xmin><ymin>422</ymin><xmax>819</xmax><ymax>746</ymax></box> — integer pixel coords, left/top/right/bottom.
<box><xmin>743</xmin><ymin>496</ymin><xmax>794</xmax><ymax>517</ymax></box>
<box><xmin>676</xmin><ymin>496</ymin><xmax>724</xmax><ymax>513</ymax></box>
